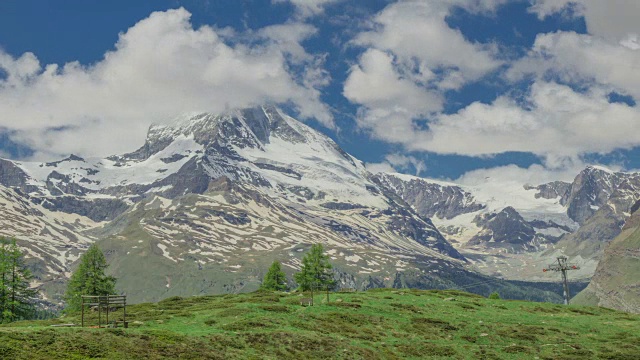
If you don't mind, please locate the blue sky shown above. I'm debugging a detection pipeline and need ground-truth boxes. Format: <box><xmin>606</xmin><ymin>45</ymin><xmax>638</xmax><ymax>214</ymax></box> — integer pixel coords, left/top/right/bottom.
<box><xmin>1</xmin><ymin>0</ymin><xmax>640</xmax><ymax>182</ymax></box>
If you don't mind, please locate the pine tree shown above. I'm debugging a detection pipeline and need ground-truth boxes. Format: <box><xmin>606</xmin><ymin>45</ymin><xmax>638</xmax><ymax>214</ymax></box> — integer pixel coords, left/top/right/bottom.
<box><xmin>261</xmin><ymin>261</ymin><xmax>288</xmax><ymax>291</ymax></box>
<box><xmin>294</xmin><ymin>244</ymin><xmax>335</xmax><ymax>291</ymax></box>
<box><xmin>64</xmin><ymin>244</ymin><xmax>116</xmax><ymax>311</ymax></box>
<box><xmin>0</xmin><ymin>237</ymin><xmax>37</xmax><ymax>323</ymax></box>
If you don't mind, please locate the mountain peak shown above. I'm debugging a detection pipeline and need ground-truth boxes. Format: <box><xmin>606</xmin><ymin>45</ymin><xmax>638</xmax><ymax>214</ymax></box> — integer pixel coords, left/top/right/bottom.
<box><xmin>583</xmin><ymin>165</ymin><xmax>616</xmax><ymax>175</ymax></box>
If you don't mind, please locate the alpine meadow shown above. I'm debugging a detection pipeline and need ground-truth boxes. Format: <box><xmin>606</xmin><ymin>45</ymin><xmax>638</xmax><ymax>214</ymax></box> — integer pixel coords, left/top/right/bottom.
<box><xmin>0</xmin><ymin>1</ymin><xmax>639</xmax><ymax>359</ymax></box>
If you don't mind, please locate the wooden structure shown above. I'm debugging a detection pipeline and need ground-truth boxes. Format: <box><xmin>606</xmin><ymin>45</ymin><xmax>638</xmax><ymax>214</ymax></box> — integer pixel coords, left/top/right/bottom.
<box><xmin>81</xmin><ymin>295</ymin><xmax>127</xmax><ymax>328</ymax></box>
<box><xmin>300</xmin><ymin>298</ymin><xmax>313</xmax><ymax>306</ymax></box>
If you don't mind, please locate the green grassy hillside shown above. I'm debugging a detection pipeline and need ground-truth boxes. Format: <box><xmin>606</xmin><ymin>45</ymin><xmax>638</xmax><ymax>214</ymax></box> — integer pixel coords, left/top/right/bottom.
<box><xmin>1</xmin><ymin>289</ymin><xmax>639</xmax><ymax>359</ymax></box>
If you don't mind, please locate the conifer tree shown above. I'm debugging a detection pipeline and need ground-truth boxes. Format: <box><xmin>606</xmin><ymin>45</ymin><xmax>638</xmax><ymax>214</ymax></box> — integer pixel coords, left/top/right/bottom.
<box><xmin>0</xmin><ymin>237</ymin><xmax>37</xmax><ymax>323</ymax></box>
<box><xmin>294</xmin><ymin>244</ymin><xmax>335</xmax><ymax>291</ymax></box>
<box><xmin>261</xmin><ymin>261</ymin><xmax>288</xmax><ymax>291</ymax></box>
<box><xmin>64</xmin><ymin>244</ymin><xmax>116</xmax><ymax>311</ymax></box>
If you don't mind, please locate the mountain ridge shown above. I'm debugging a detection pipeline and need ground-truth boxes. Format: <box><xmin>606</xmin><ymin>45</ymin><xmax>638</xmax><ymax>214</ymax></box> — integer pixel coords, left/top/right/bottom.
<box><xmin>0</xmin><ymin>105</ymin><xmax>637</xmax><ymax>306</ymax></box>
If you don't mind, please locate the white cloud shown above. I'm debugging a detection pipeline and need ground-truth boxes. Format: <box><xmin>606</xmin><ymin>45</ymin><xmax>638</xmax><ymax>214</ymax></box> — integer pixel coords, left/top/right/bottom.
<box><xmin>342</xmin><ymin>1</ymin><xmax>640</xmax><ymax>167</ymax></box>
<box><xmin>508</xmin><ymin>31</ymin><xmax>640</xmax><ymax>100</ymax></box>
<box><xmin>352</xmin><ymin>0</ymin><xmax>501</xmax><ymax>89</ymax></box>
<box><xmin>272</xmin><ymin>0</ymin><xmax>341</xmax><ymax>18</ymax></box>
<box><xmin>365</xmin><ymin>161</ymin><xmax>396</xmax><ymax>174</ymax></box>
<box><xmin>343</xmin><ymin>49</ymin><xmax>443</xmax><ymax>143</ymax></box>
<box><xmin>455</xmin><ymin>163</ymin><xmax>583</xmax><ymax>187</ymax></box>
<box><xmin>365</xmin><ymin>153</ymin><xmax>426</xmax><ymax>175</ymax></box>
<box><xmin>528</xmin><ymin>0</ymin><xmax>640</xmax><ymax>41</ymax></box>
<box><xmin>344</xmin><ymin>0</ymin><xmax>504</xmax><ymax>157</ymax></box>
<box><xmin>349</xmin><ymin>80</ymin><xmax>640</xmax><ymax>164</ymax></box>
<box><xmin>0</xmin><ymin>8</ymin><xmax>331</xmax><ymax>160</ymax></box>
<box><xmin>420</xmin><ymin>82</ymin><xmax>640</xmax><ymax>162</ymax></box>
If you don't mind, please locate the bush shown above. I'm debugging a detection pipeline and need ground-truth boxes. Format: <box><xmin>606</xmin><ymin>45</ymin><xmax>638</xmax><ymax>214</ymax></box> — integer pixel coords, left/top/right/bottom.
<box><xmin>488</xmin><ymin>292</ymin><xmax>501</xmax><ymax>300</ymax></box>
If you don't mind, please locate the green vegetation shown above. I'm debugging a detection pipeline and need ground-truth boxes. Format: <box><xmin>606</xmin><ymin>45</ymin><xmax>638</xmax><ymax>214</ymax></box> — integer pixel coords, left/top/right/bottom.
<box><xmin>64</xmin><ymin>244</ymin><xmax>117</xmax><ymax>311</ymax></box>
<box><xmin>489</xmin><ymin>292</ymin><xmax>501</xmax><ymax>300</ymax></box>
<box><xmin>260</xmin><ymin>261</ymin><xmax>288</xmax><ymax>291</ymax></box>
<box><xmin>1</xmin><ymin>288</ymin><xmax>639</xmax><ymax>359</ymax></box>
<box><xmin>0</xmin><ymin>237</ymin><xmax>37</xmax><ymax>323</ymax></box>
<box><xmin>294</xmin><ymin>244</ymin><xmax>335</xmax><ymax>291</ymax></box>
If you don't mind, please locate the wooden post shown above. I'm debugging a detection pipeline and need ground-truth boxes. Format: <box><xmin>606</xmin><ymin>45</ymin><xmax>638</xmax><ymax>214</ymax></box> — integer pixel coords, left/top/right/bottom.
<box><xmin>326</xmin><ymin>285</ymin><xmax>329</xmax><ymax>304</ymax></box>
<box><xmin>98</xmin><ymin>300</ymin><xmax>101</xmax><ymax>328</ymax></box>
<box><xmin>81</xmin><ymin>297</ymin><xmax>84</xmax><ymax>328</ymax></box>
<box><xmin>106</xmin><ymin>295</ymin><xmax>109</xmax><ymax>326</ymax></box>
<box><xmin>123</xmin><ymin>297</ymin><xmax>126</xmax><ymax>327</ymax></box>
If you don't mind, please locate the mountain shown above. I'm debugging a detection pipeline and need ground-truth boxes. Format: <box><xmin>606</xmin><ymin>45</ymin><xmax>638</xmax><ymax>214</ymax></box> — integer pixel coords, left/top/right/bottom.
<box><xmin>1</xmin><ymin>106</ymin><xmax>510</xmax><ymax>304</ymax></box>
<box><xmin>1</xmin><ymin>105</ymin><xmax>634</xmax><ymax>305</ymax></box>
<box><xmin>572</xmin><ymin>200</ymin><xmax>640</xmax><ymax>313</ymax></box>
<box><xmin>373</xmin><ymin>167</ymin><xmax>640</xmax><ymax>281</ymax></box>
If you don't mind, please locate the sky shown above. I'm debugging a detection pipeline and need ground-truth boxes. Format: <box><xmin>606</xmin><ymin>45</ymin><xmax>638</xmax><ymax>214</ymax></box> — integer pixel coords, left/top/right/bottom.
<box><xmin>1</xmin><ymin>0</ymin><xmax>640</xmax><ymax>185</ymax></box>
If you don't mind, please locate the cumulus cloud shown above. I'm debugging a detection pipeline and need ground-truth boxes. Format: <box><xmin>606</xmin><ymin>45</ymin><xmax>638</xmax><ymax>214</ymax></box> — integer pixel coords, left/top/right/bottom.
<box><xmin>272</xmin><ymin>0</ymin><xmax>341</xmax><ymax>18</ymax></box>
<box><xmin>365</xmin><ymin>153</ymin><xmax>426</xmax><ymax>175</ymax></box>
<box><xmin>342</xmin><ymin>0</ymin><xmax>640</xmax><ymax>170</ymax></box>
<box><xmin>528</xmin><ymin>0</ymin><xmax>640</xmax><ymax>41</ymax></box>
<box><xmin>508</xmin><ymin>31</ymin><xmax>640</xmax><ymax>100</ymax></box>
<box><xmin>417</xmin><ymin>82</ymin><xmax>640</xmax><ymax>162</ymax></box>
<box><xmin>455</xmin><ymin>163</ymin><xmax>585</xmax><ymax>187</ymax></box>
<box><xmin>364</xmin><ymin>161</ymin><xmax>396</xmax><ymax>174</ymax></box>
<box><xmin>352</xmin><ymin>1</ymin><xmax>501</xmax><ymax>89</ymax></box>
<box><xmin>351</xmin><ymin>80</ymin><xmax>640</xmax><ymax>165</ymax></box>
<box><xmin>344</xmin><ymin>0</ymin><xmax>504</xmax><ymax>157</ymax></box>
<box><xmin>0</xmin><ymin>8</ymin><xmax>331</xmax><ymax>160</ymax></box>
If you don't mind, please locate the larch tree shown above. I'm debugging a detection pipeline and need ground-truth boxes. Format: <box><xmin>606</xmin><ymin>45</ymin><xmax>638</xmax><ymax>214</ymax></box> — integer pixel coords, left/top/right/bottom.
<box><xmin>261</xmin><ymin>261</ymin><xmax>288</xmax><ymax>291</ymax></box>
<box><xmin>64</xmin><ymin>244</ymin><xmax>116</xmax><ymax>311</ymax></box>
<box><xmin>0</xmin><ymin>237</ymin><xmax>37</xmax><ymax>323</ymax></box>
<box><xmin>294</xmin><ymin>244</ymin><xmax>335</xmax><ymax>291</ymax></box>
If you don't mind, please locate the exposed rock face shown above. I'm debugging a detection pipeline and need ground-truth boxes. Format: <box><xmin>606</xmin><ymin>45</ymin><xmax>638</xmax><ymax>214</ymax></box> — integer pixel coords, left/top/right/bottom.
<box><xmin>467</xmin><ymin>207</ymin><xmax>542</xmax><ymax>252</ymax></box>
<box><xmin>573</xmin><ymin>203</ymin><xmax>640</xmax><ymax>313</ymax></box>
<box><xmin>372</xmin><ymin>166</ymin><xmax>640</xmax><ymax>282</ymax></box>
<box><xmin>373</xmin><ymin>173</ymin><xmax>485</xmax><ymax>219</ymax></box>
<box><xmin>527</xmin><ymin>181</ymin><xmax>572</xmax><ymax>201</ymax></box>
<box><xmin>375</xmin><ymin>173</ymin><xmax>575</xmax><ymax>255</ymax></box>
<box><xmin>537</xmin><ymin>166</ymin><xmax>640</xmax><ymax>225</ymax></box>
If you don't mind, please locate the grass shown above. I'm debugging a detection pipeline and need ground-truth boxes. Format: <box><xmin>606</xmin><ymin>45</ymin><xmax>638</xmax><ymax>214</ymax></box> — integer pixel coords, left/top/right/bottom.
<box><xmin>1</xmin><ymin>288</ymin><xmax>639</xmax><ymax>359</ymax></box>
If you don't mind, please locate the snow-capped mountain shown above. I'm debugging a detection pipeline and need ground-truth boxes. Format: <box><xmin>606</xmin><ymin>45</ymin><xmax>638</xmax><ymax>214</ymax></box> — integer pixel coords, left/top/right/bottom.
<box><xmin>0</xmin><ymin>106</ymin><xmax>478</xmax><ymax>303</ymax></box>
<box><xmin>374</xmin><ymin>166</ymin><xmax>640</xmax><ymax>281</ymax></box>
<box><xmin>374</xmin><ymin>172</ymin><xmax>577</xmax><ymax>252</ymax></box>
<box><xmin>1</xmin><ymin>105</ymin><xmax>634</xmax><ymax>303</ymax></box>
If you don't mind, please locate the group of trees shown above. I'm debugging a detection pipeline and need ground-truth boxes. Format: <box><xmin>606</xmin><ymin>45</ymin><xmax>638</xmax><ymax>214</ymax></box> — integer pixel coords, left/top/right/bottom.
<box><xmin>0</xmin><ymin>237</ymin><xmax>116</xmax><ymax>323</ymax></box>
<box><xmin>261</xmin><ymin>244</ymin><xmax>335</xmax><ymax>292</ymax></box>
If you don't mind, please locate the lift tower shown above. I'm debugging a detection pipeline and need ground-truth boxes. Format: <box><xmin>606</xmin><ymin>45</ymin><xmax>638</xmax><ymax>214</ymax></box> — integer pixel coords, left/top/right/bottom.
<box><xmin>543</xmin><ymin>256</ymin><xmax>580</xmax><ymax>305</ymax></box>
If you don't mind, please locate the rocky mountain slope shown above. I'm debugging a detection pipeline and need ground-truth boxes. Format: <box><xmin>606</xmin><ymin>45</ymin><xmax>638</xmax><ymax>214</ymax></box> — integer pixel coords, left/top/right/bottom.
<box><xmin>0</xmin><ymin>106</ymin><xmax>480</xmax><ymax>303</ymax></box>
<box><xmin>572</xmin><ymin>200</ymin><xmax>640</xmax><ymax>313</ymax></box>
<box><xmin>0</xmin><ymin>105</ymin><xmax>637</xmax><ymax>304</ymax></box>
<box><xmin>373</xmin><ymin>167</ymin><xmax>640</xmax><ymax>281</ymax></box>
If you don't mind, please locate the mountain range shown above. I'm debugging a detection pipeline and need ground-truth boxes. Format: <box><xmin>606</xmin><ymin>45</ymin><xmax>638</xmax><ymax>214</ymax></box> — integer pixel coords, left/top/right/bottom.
<box><xmin>0</xmin><ymin>105</ymin><xmax>637</xmax><ymax>309</ymax></box>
